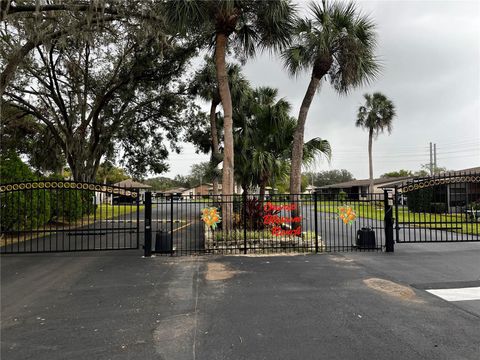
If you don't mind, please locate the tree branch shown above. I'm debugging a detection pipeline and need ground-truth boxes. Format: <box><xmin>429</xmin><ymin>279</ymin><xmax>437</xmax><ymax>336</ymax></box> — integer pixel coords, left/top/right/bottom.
<box><xmin>0</xmin><ymin>14</ymin><xmax>121</xmax><ymax>96</ymax></box>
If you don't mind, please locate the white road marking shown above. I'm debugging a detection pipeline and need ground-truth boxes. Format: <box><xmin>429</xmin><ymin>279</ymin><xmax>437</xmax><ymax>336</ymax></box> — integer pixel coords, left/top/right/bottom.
<box><xmin>426</xmin><ymin>287</ymin><xmax>480</xmax><ymax>302</ymax></box>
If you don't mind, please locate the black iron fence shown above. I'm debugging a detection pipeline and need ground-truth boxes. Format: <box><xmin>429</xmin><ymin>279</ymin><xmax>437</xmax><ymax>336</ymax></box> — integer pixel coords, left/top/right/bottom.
<box><xmin>3</xmin><ymin>176</ymin><xmax>478</xmax><ymax>256</ymax></box>
<box><xmin>392</xmin><ymin>171</ymin><xmax>480</xmax><ymax>243</ymax></box>
<box><xmin>143</xmin><ymin>192</ymin><xmax>392</xmax><ymax>256</ymax></box>
<box><xmin>394</xmin><ymin>189</ymin><xmax>480</xmax><ymax>243</ymax></box>
<box><xmin>0</xmin><ymin>181</ymin><xmax>140</xmax><ymax>253</ymax></box>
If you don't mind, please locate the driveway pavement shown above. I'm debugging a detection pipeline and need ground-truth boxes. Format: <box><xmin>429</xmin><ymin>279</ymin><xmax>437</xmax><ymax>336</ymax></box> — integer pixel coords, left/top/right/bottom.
<box><xmin>1</xmin><ymin>242</ymin><xmax>479</xmax><ymax>360</ymax></box>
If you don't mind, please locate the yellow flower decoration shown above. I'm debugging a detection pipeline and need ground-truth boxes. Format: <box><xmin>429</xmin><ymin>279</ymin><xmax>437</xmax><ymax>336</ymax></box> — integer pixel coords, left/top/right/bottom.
<box><xmin>338</xmin><ymin>205</ymin><xmax>356</xmax><ymax>225</ymax></box>
<box><xmin>202</xmin><ymin>207</ymin><xmax>222</xmax><ymax>230</ymax></box>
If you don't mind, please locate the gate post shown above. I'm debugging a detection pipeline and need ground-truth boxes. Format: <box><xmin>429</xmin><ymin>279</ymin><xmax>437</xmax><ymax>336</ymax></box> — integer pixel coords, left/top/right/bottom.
<box><xmin>144</xmin><ymin>191</ymin><xmax>152</xmax><ymax>257</ymax></box>
<box><xmin>383</xmin><ymin>190</ymin><xmax>394</xmax><ymax>252</ymax></box>
<box><xmin>394</xmin><ymin>186</ymin><xmax>400</xmax><ymax>243</ymax></box>
<box><xmin>314</xmin><ymin>192</ymin><xmax>319</xmax><ymax>253</ymax></box>
<box><xmin>170</xmin><ymin>194</ymin><xmax>174</xmax><ymax>256</ymax></box>
<box><xmin>243</xmin><ymin>194</ymin><xmax>247</xmax><ymax>254</ymax></box>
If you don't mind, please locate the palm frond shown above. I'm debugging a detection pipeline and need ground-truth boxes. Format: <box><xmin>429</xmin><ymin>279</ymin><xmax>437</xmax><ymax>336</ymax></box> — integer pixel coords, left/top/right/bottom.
<box><xmin>164</xmin><ymin>0</ymin><xmax>207</xmax><ymax>34</ymax></box>
<box><xmin>283</xmin><ymin>0</ymin><xmax>380</xmax><ymax>90</ymax></box>
<box><xmin>281</xmin><ymin>44</ymin><xmax>313</xmax><ymax>77</ymax></box>
<box><xmin>356</xmin><ymin>92</ymin><xmax>396</xmax><ymax>137</ymax></box>
<box><xmin>302</xmin><ymin>137</ymin><xmax>332</xmax><ymax>166</ymax></box>
<box><xmin>255</xmin><ymin>0</ymin><xmax>297</xmax><ymax>53</ymax></box>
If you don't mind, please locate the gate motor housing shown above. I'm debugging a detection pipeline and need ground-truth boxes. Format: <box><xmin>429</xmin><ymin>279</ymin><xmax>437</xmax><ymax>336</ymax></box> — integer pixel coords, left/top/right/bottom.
<box><xmin>155</xmin><ymin>231</ymin><xmax>173</xmax><ymax>254</ymax></box>
<box><xmin>356</xmin><ymin>227</ymin><xmax>376</xmax><ymax>249</ymax></box>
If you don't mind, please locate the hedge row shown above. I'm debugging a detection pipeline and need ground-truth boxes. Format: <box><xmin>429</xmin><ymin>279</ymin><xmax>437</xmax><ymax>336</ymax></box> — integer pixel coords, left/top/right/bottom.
<box><xmin>407</xmin><ymin>188</ymin><xmax>447</xmax><ymax>213</ymax></box>
<box><xmin>0</xmin><ymin>154</ymin><xmax>96</xmax><ymax>231</ymax></box>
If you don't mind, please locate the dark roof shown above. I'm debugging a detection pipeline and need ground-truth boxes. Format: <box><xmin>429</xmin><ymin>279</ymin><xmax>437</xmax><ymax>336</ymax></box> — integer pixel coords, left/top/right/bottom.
<box><xmin>440</xmin><ymin>166</ymin><xmax>480</xmax><ymax>176</ymax></box>
<box><xmin>318</xmin><ymin>176</ymin><xmax>413</xmax><ymax>189</ymax></box>
<box><xmin>114</xmin><ymin>179</ymin><xmax>152</xmax><ymax>189</ymax></box>
<box><xmin>162</xmin><ymin>187</ymin><xmax>187</xmax><ymax>194</ymax></box>
<box><xmin>380</xmin><ymin>166</ymin><xmax>480</xmax><ymax>189</ymax></box>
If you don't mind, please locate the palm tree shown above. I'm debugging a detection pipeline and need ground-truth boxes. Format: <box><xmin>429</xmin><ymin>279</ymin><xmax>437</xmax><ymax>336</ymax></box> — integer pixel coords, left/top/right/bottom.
<box><xmin>356</xmin><ymin>92</ymin><xmax>396</xmax><ymax>194</ymax></box>
<box><xmin>234</xmin><ymin>87</ymin><xmax>331</xmax><ymax>203</ymax></box>
<box><xmin>166</xmin><ymin>0</ymin><xmax>296</xmax><ymax>230</ymax></box>
<box><xmin>282</xmin><ymin>0</ymin><xmax>380</xmax><ymax>199</ymax></box>
<box><xmin>190</xmin><ymin>58</ymin><xmax>250</xmax><ymax>195</ymax></box>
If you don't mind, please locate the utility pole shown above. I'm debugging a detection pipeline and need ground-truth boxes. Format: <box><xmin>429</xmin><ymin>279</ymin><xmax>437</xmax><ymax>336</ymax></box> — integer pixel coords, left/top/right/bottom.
<box><xmin>433</xmin><ymin>143</ymin><xmax>437</xmax><ymax>174</ymax></box>
<box><xmin>430</xmin><ymin>142</ymin><xmax>433</xmax><ymax>176</ymax></box>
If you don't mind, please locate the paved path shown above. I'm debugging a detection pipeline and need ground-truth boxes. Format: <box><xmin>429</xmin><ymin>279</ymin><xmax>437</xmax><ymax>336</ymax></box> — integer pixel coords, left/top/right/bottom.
<box><xmin>2</xmin><ymin>242</ymin><xmax>479</xmax><ymax>359</ymax></box>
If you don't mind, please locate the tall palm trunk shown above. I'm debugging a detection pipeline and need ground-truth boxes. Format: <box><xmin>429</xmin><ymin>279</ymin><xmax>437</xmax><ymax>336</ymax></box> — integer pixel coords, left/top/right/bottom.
<box><xmin>290</xmin><ymin>76</ymin><xmax>321</xmax><ymax>195</ymax></box>
<box><xmin>258</xmin><ymin>176</ymin><xmax>268</xmax><ymax>206</ymax></box>
<box><xmin>215</xmin><ymin>33</ymin><xmax>234</xmax><ymax>231</ymax></box>
<box><xmin>289</xmin><ymin>75</ymin><xmax>320</xmax><ymax>225</ymax></box>
<box><xmin>210</xmin><ymin>100</ymin><xmax>220</xmax><ymax>196</ymax></box>
<box><xmin>368</xmin><ymin>128</ymin><xmax>374</xmax><ymax>195</ymax></box>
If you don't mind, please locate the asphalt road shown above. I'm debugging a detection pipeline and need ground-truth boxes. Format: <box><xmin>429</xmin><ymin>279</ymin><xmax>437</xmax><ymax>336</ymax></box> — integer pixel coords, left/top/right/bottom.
<box><xmin>1</xmin><ymin>241</ymin><xmax>479</xmax><ymax>360</ymax></box>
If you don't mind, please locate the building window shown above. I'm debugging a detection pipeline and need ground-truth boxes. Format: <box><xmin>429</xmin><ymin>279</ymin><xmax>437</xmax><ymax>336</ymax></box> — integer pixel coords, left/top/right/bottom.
<box><xmin>450</xmin><ymin>183</ymin><xmax>467</xmax><ymax>207</ymax></box>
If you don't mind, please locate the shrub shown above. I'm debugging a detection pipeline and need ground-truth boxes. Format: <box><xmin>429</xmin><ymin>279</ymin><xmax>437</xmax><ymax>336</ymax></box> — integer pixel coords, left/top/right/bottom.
<box><xmin>338</xmin><ymin>191</ymin><xmax>347</xmax><ymax>202</ymax></box>
<box><xmin>49</xmin><ymin>190</ymin><xmax>82</xmax><ymax>222</ymax></box>
<box><xmin>407</xmin><ymin>189</ymin><xmax>433</xmax><ymax>212</ymax></box>
<box><xmin>0</xmin><ymin>152</ymin><xmax>36</xmax><ymax>183</ymax></box>
<box><xmin>0</xmin><ymin>154</ymin><xmax>51</xmax><ymax>231</ymax></box>
<box><xmin>430</xmin><ymin>202</ymin><xmax>447</xmax><ymax>214</ymax></box>
<box><xmin>1</xmin><ymin>191</ymin><xmax>51</xmax><ymax>231</ymax></box>
<box><xmin>50</xmin><ymin>189</ymin><xmax>96</xmax><ymax>223</ymax></box>
<box><xmin>242</xmin><ymin>198</ymin><xmax>280</xmax><ymax>230</ymax></box>
<box><xmin>468</xmin><ymin>201</ymin><xmax>480</xmax><ymax>210</ymax></box>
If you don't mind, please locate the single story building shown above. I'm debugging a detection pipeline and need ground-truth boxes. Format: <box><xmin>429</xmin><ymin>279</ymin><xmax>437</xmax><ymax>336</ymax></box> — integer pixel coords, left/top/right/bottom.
<box><xmin>159</xmin><ymin>187</ymin><xmax>188</xmax><ymax>199</ymax></box>
<box><xmin>317</xmin><ymin>176</ymin><xmax>412</xmax><ymax>200</ymax></box>
<box><xmin>113</xmin><ymin>179</ymin><xmax>152</xmax><ymax>203</ymax></box>
<box><xmin>381</xmin><ymin>166</ymin><xmax>480</xmax><ymax>213</ymax></box>
<box><xmin>304</xmin><ymin>185</ymin><xmax>318</xmax><ymax>194</ymax></box>
<box><xmin>95</xmin><ymin>179</ymin><xmax>152</xmax><ymax>204</ymax></box>
<box><xmin>182</xmin><ymin>184</ymin><xmax>212</xmax><ymax>198</ymax></box>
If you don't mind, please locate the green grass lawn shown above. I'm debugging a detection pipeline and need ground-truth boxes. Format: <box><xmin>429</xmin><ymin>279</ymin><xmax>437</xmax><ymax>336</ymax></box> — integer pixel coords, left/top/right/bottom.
<box><xmin>87</xmin><ymin>204</ymin><xmax>143</xmax><ymax>221</ymax></box>
<box><xmin>316</xmin><ymin>201</ymin><xmax>480</xmax><ymax>235</ymax></box>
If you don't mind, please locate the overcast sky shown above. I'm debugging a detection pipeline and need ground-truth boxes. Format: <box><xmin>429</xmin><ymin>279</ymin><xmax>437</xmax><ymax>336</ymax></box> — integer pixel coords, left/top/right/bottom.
<box><xmin>163</xmin><ymin>0</ymin><xmax>480</xmax><ymax>180</ymax></box>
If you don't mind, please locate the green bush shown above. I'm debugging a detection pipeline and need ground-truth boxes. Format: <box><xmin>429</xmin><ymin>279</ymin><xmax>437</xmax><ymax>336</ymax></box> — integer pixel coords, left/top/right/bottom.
<box><xmin>338</xmin><ymin>191</ymin><xmax>347</xmax><ymax>202</ymax></box>
<box><xmin>0</xmin><ymin>153</ymin><xmax>37</xmax><ymax>183</ymax></box>
<box><xmin>50</xmin><ymin>189</ymin><xmax>96</xmax><ymax>223</ymax></box>
<box><xmin>49</xmin><ymin>190</ymin><xmax>83</xmax><ymax>222</ymax></box>
<box><xmin>0</xmin><ymin>154</ymin><xmax>52</xmax><ymax>231</ymax></box>
<box><xmin>468</xmin><ymin>201</ymin><xmax>480</xmax><ymax>210</ymax></box>
<box><xmin>430</xmin><ymin>202</ymin><xmax>447</xmax><ymax>214</ymax></box>
<box><xmin>407</xmin><ymin>189</ymin><xmax>433</xmax><ymax>212</ymax></box>
<box><xmin>1</xmin><ymin>191</ymin><xmax>52</xmax><ymax>231</ymax></box>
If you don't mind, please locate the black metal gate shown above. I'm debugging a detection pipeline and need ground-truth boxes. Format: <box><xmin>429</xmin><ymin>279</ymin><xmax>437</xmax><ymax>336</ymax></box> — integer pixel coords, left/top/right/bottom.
<box><xmin>143</xmin><ymin>191</ymin><xmax>394</xmax><ymax>256</ymax></box>
<box><xmin>393</xmin><ymin>172</ymin><xmax>480</xmax><ymax>243</ymax></box>
<box><xmin>0</xmin><ymin>180</ymin><xmax>140</xmax><ymax>254</ymax></box>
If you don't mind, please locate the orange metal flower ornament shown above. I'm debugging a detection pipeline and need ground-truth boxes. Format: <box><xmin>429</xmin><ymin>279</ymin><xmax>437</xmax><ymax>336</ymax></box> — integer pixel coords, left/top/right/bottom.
<box><xmin>338</xmin><ymin>206</ymin><xmax>357</xmax><ymax>225</ymax></box>
<box><xmin>201</xmin><ymin>207</ymin><xmax>222</xmax><ymax>230</ymax></box>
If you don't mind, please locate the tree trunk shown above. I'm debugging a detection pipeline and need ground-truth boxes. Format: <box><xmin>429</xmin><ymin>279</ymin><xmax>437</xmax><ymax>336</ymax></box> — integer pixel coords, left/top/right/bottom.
<box><xmin>210</xmin><ymin>100</ymin><xmax>220</xmax><ymax>196</ymax></box>
<box><xmin>258</xmin><ymin>178</ymin><xmax>267</xmax><ymax>206</ymax></box>
<box><xmin>289</xmin><ymin>75</ymin><xmax>321</xmax><ymax>225</ymax></box>
<box><xmin>215</xmin><ymin>33</ymin><xmax>234</xmax><ymax>231</ymax></box>
<box><xmin>242</xmin><ymin>182</ymin><xmax>248</xmax><ymax>197</ymax></box>
<box><xmin>290</xmin><ymin>76</ymin><xmax>321</xmax><ymax>196</ymax></box>
<box><xmin>67</xmin><ymin>154</ymin><xmax>95</xmax><ymax>183</ymax></box>
<box><xmin>368</xmin><ymin>128</ymin><xmax>374</xmax><ymax>195</ymax></box>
